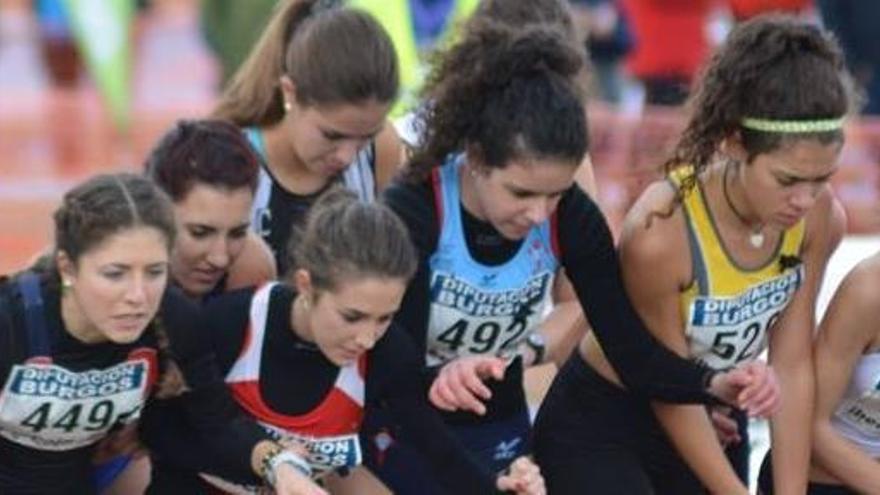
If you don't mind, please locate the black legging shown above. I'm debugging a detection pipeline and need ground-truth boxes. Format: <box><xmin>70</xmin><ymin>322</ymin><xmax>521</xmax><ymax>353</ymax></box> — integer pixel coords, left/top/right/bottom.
<box><xmin>757</xmin><ymin>450</ymin><xmax>856</xmax><ymax>495</ymax></box>
<box><xmin>533</xmin><ymin>353</ymin><xmax>705</xmax><ymax>494</ymax></box>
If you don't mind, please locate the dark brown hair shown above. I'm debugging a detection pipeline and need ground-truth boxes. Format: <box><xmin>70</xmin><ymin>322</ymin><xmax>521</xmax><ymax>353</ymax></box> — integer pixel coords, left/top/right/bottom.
<box><xmin>50</xmin><ymin>174</ymin><xmax>184</xmax><ymax>399</ymax></box>
<box><xmin>54</xmin><ymin>174</ymin><xmax>176</xmax><ymax>261</ymax></box>
<box><xmin>665</xmin><ymin>15</ymin><xmax>857</xmax><ymax>197</ymax></box>
<box><xmin>287</xmin><ymin>187</ymin><xmax>417</xmax><ymax>292</ymax></box>
<box><xmin>404</xmin><ymin>20</ymin><xmax>588</xmax><ymax>182</ymax></box>
<box><xmin>212</xmin><ymin>0</ymin><xmax>398</xmax><ymax>127</ymax></box>
<box><xmin>145</xmin><ymin>119</ymin><xmax>259</xmax><ymax>201</ymax></box>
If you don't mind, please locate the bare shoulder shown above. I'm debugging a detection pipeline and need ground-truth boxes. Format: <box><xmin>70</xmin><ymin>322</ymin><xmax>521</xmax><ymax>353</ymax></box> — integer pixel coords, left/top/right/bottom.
<box><xmin>225</xmin><ymin>232</ymin><xmax>277</xmax><ymax>291</ymax></box>
<box><xmin>619</xmin><ymin>180</ymin><xmax>691</xmax><ymax>288</ymax></box>
<box><xmin>620</xmin><ymin>180</ymin><xmax>687</xmax><ymax>261</ymax></box>
<box><xmin>803</xmin><ymin>186</ymin><xmax>847</xmax><ymax>257</ymax></box>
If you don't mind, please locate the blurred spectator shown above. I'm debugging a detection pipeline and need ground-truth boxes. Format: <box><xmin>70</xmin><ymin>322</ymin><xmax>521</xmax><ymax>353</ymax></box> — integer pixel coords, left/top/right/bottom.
<box><xmin>727</xmin><ymin>0</ymin><xmax>811</xmax><ymax>21</ymax></box>
<box><xmin>570</xmin><ymin>0</ymin><xmax>633</xmax><ymax>105</ymax></box>
<box><xmin>622</xmin><ymin>0</ymin><xmax>713</xmax><ymax>106</ymax></box>
<box><xmin>33</xmin><ymin>0</ymin><xmax>82</xmax><ymax>87</ymax></box>
<box><xmin>200</xmin><ymin>0</ymin><xmax>277</xmax><ymax>86</ymax></box>
<box><xmin>350</xmin><ymin>0</ymin><xmax>479</xmax><ymax>115</ymax></box>
<box><xmin>816</xmin><ymin>0</ymin><xmax>880</xmax><ymax>115</ymax></box>
<box><xmin>33</xmin><ymin>0</ymin><xmax>153</xmax><ymax>88</ymax></box>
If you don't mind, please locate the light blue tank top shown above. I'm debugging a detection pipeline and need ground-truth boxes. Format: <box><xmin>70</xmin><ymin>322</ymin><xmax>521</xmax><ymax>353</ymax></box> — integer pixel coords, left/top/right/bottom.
<box><xmin>425</xmin><ymin>156</ymin><xmax>558</xmax><ymax>367</ymax></box>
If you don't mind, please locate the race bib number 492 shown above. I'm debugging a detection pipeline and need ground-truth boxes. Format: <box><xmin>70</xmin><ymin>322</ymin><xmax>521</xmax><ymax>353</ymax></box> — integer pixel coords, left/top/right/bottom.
<box><xmin>0</xmin><ymin>360</ymin><xmax>150</xmax><ymax>451</ymax></box>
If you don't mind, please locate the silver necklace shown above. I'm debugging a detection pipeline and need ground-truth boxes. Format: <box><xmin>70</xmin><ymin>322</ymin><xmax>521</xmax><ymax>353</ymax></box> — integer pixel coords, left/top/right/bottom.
<box><xmin>722</xmin><ymin>163</ymin><xmax>765</xmax><ymax>248</ymax></box>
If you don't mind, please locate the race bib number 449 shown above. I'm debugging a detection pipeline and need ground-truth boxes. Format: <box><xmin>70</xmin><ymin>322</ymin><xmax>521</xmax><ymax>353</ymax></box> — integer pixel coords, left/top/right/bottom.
<box><xmin>687</xmin><ymin>267</ymin><xmax>803</xmax><ymax>370</ymax></box>
<box><xmin>0</xmin><ymin>360</ymin><xmax>150</xmax><ymax>451</ymax></box>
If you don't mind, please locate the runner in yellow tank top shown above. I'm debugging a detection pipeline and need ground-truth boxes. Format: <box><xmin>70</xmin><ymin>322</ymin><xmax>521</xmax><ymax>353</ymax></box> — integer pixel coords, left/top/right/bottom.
<box><xmin>562</xmin><ymin>15</ymin><xmax>857</xmax><ymax>495</ymax></box>
<box><xmin>615</xmin><ymin>17</ymin><xmax>854</xmax><ymax>494</ymax></box>
<box><xmin>670</xmin><ymin>165</ymin><xmax>806</xmax><ymax>372</ymax></box>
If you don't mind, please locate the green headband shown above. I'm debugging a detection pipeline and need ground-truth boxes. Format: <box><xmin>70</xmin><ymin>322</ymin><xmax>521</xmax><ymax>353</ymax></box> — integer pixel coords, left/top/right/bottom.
<box><xmin>741</xmin><ymin>117</ymin><xmax>845</xmax><ymax>133</ymax></box>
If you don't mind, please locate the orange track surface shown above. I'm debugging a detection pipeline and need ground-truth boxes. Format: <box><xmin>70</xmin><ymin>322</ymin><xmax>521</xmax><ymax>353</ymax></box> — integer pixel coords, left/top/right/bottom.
<box><xmin>2</xmin><ymin>1</ymin><xmax>878</xmax><ymax>275</ymax></box>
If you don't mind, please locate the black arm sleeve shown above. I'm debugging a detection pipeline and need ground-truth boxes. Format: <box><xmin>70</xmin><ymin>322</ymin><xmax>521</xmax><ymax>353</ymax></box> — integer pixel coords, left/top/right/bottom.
<box><xmin>154</xmin><ymin>289</ymin><xmax>269</xmax><ymax>477</ymax></box>
<box><xmin>367</xmin><ymin>326</ymin><xmax>503</xmax><ymax>495</ymax></box>
<box><xmin>0</xmin><ymin>288</ymin><xmax>18</xmax><ymax>387</ymax></box>
<box><xmin>557</xmin><ymin>187</ymin><xmax>716</xmax><ymax>403</ymax></box>
<box><xmin>382</xmin><ymin>180</ymin><xmax>437</xmax><ymax>364</ymax></box>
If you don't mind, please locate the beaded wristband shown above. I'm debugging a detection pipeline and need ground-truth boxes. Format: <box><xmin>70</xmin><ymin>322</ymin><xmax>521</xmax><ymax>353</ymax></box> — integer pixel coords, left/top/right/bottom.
<box><xmin>262</xmin><ymin>447</ymin><xmax>313</xmax><ymax>487</ymax></box>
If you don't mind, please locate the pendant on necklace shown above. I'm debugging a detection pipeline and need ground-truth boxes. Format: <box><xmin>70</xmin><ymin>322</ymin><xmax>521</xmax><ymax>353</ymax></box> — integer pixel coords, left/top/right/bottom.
<box><xmin>749</xmin><ymin>231</ymin><xmax>765</xmax><ymax>249</ymax></box>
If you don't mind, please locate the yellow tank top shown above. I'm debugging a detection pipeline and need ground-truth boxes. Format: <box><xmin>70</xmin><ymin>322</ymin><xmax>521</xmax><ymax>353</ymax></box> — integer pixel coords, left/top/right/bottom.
<box><xmin>670</xmin><ymin>167</ymin><xmax>806</xmax><ymax>370</ymax></box>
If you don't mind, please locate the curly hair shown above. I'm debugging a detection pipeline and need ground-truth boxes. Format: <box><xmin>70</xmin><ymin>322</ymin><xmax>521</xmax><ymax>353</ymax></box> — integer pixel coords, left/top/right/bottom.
<box><xmin>53</xmin><ymin>174</ymin><xmax>175</xmax><ymax>262</ymax></box>
<box><xmin>664</xmin><ymin>14</ymin><xmax>857</xmax><ymax>199</ymax></box>
<box><xmin>403</xmin><ymin>20</ymin><xmax>588</xmax><ymax>182</ymax></box>
<box><xmin>471</xmin><ymin>0</ymin><xmax>576</xmax><ymax>39</ymax></box>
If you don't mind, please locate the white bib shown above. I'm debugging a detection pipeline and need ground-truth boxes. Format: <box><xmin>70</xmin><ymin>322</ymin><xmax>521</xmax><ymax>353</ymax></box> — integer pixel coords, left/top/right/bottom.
<box><xmin>0</xmin><ymin>358</ymin><xmax>151</xmax><ymax>451</ymax></box>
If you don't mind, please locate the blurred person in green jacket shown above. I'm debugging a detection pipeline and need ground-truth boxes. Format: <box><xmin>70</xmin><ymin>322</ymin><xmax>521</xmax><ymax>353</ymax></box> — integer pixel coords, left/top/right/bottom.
<box><xmin>200</xmin><ymin>0</ymin><xmax>278</xmax><ymax>86</ymax></box>
<box><xmin>350</xmin><ymin>0</ymin><xmax>479</xmax><ymax>116</ymax></box>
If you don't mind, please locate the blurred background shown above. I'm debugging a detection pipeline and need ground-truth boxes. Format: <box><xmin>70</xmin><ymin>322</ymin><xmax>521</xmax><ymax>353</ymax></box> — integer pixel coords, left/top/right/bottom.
<box><xmin>1</xmin><ymin>0</ymin><xmax>878</xmax><ymax>273</ymax></box>
<box><xmin>1</xmin><ymin>0</ymin><xmax>217</xmax><ymax>273</ymax></box>
<box><xmin>1</xmin><ymin>1</ymin><xmax>878</xmax><ymax>489</ymax></box>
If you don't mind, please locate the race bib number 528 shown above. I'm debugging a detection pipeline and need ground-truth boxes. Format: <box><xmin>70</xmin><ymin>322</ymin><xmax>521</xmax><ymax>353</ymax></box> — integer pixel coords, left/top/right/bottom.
<box><xmin>687</xmin><ymin>267</ymin><xmax>803</xmax><ymax>369</ymax></box>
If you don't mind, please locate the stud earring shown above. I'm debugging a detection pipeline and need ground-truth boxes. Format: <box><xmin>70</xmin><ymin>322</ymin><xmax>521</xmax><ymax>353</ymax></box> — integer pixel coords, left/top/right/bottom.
<box><xmin>61</xmin><ymin>279</ymin><xmax>73</xmax><ymax>292</ymax></box>
<box><xmin>297</xmin><ymin>295</ymin><xmax>310</xmax><ymax>311</ymax></box>
<box><xmin>283</xmin><ymin>101</ymin><xmax>292</xmax><ymax>113</ymax></box>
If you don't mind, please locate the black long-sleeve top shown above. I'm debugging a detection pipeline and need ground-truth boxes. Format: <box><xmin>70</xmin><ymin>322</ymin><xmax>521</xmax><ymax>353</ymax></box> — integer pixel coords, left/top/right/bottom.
<box><xmin>0</xmin><ymin>275</ymin><xmax>265</xmax><ymax>494</ymax></box>
<box><xmin>144</xmin><ymin>284</ymin><xmax>501</xmax><ymax>494</ymax></box>
<box><xmin>383</xmin><ymin>178</ymin><xmax>717</xmax><ymax>410</ymax></box>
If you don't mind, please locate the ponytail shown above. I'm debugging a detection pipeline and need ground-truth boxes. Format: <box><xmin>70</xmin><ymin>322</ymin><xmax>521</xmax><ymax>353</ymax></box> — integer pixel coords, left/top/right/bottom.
<box><xmin>212</xmin><ymin>0</ymin><xmax>397</xmax><ymax>127</ymax></box>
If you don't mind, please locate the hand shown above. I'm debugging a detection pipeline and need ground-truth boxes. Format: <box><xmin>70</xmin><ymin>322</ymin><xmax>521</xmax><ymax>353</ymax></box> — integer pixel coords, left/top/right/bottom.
<box><xmin>709</xmin><ymin>406</ymin><xmax>741</xmax><ymax>447</ymax></box>
<box><xmin>429</xmin><ymin>355</ymin><xmax>507</xmax><ymax>415</ymax></box>
<box><xmin>271</xmin><ymin>463</ymin><xmax>327</xmax><ymax>495</ymax></box>
<box><xmin>91</xmin><ymin>422</ymin><xmax>146</xmax><ymax>464</ymax></box>
<box><xmin>496</xmin><ymin>456</ymin><xmax>545</xmax><ymax>495</ymax></box>
<box><xmin>709</xmin><ymin>361</ymin><xmax>781</xmax><ymax>417</ymax></box>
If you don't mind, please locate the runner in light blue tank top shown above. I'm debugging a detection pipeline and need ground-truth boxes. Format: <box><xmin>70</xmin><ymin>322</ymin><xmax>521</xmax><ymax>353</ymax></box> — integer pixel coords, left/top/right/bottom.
<box><xmin>427</xmin><ymin>156</ymin><xmax>557</xmax><ymax>367</ymax></box>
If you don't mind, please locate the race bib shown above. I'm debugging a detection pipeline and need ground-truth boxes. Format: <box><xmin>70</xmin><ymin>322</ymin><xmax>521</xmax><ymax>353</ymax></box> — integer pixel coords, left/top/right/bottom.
<box><xmin>0</xmin><ymin>359</ymin><xmax>151</xmax><ymax>451</ymax></box>
<box><xmin>838</xmin><ymin>392</ymin><xmax>880</xmax><ymax>436</ymax></box>
<box><xmin>835</xmin><ymin>366</ymin><xmax>880</xmax><ymax>437</ymax></box>
<box><xmin>426</xmin><ymin>271</ymin><xmax>553</xmax><ymax>367</ymax></box>
<box><xmin>686</xmin><ymin>266</ymin><xmax>803</xmax><ymax>370</ymax></box>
